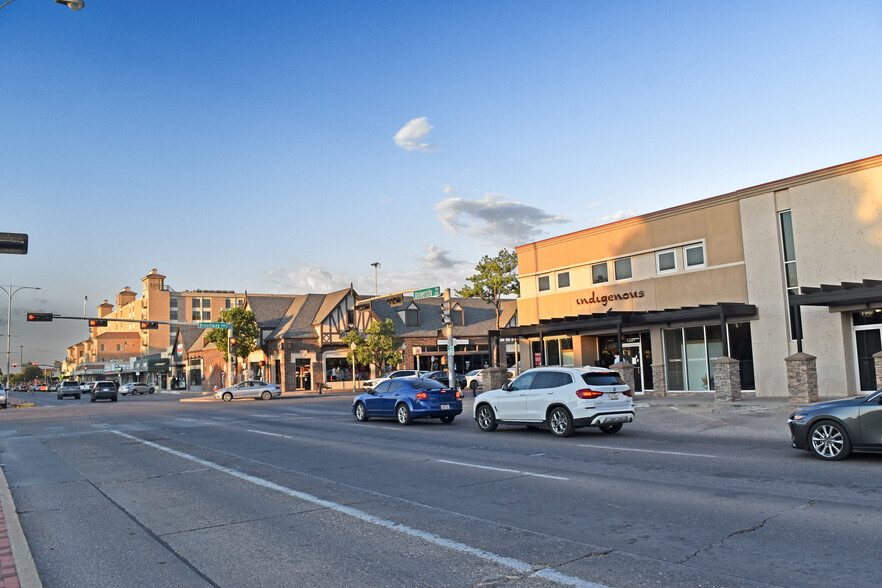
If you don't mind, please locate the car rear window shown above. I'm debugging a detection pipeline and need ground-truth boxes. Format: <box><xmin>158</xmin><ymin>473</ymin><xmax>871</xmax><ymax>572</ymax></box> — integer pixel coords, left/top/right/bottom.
<box><xmin>581</xmin><ymin>372</ymin><xmax>625</xmax><ymax>386</ymax></box>
<box><xmin>411</xmin><ymin>379</ymin><xmax>445</xmax><ymax>390</ymax></box>
<box><xmin>62</xmin><ymin>381</ymin><xmax>78</xmax><ymax>387</ymax></box>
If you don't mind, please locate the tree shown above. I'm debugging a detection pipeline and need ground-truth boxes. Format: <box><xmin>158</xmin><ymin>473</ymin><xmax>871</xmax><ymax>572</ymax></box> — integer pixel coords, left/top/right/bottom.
<box><xmin>457</xmin><ymin>248</ymin><xmax>520</xmax><ymax>364</ymax></box>
<box><xmin>206</xmin><ymin>307</ymin><xmax>259</xmax><ymax>363</ymax></box>
<box><xmin>343</xmin><ymin>319</ymin><xmax>402</xmax><ymax>376</ymax></box>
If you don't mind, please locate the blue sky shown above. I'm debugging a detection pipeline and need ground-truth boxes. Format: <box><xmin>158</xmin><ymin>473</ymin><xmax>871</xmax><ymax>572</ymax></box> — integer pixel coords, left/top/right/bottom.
<box><xmin>2</xmin><ymin>0</ymin><xmax>881</xmax><ymax>366</ymax></box>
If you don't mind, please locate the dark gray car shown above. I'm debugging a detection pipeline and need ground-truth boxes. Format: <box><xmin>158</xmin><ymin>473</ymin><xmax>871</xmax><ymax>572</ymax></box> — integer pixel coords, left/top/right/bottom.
<box><xmin>788</xmin><ymin>389</ymin><xmax>882</xmax><ymax>460</ymax></box>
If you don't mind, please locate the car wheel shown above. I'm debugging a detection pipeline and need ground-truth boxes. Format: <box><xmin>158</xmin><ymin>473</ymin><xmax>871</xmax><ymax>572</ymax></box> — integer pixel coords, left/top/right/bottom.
<box><xmin>396</xmin><ymin>404</ymin><xmax>413</xmax><ymax>425</ymax></box>
<box><xmin>440</xmin><ymin>415</ymin><xmax>455</xmax><ymax>424</ymax></box>
<box><xmin>261</xmin><ymin>390</ymin><xmax>272</xmax><ymax>401</ymax></box>
<box><xmin>475</xmin><ymin>404</ymin><xmax>497</xmax><ymax>432</ymax></box>
<box><xmin>76</xmin><ymin>394</ymin><xmax>81</xmax><ymax>400</ymax></box>
<box><xmin>222</xmin><ymin>392</ymin><xmax>233</xmax><ymax>402</ymax></box>
<box><xmin>91</xmin><ymin>396</ymin><xmax>96</xmax><ymax>403</ymax></box>
<box><xmin>111</xmin><ymin>395</ymin><xmax>118</xmax><ymax>402</ymax></box>
<box><xmin>809</xmin><ymin>420</ymin><xmax>851</xmax><ymax>460</ymax></box>
<box><xmin>57</xmin><ymin>395</ymin><xmax>62</xmax><ymax>400</ymax></box>
<box><xmin>149</xmin><ymin>388</ymin><xmax>154</xmax><ymax>394</ymax></box>
<box><xmin>548</xmin><ymin>406</ymin><xmax>574</xmax><ymax>437</ymax></box>
<box><xmin>354</xmin><ymin>402</ymin><xmax>369</xmax><ymax>421</ymax></box>
<box><xmin>600</xmin><ymin>424</ymin><xmax>623</xmax><ymax>434</ymax></box>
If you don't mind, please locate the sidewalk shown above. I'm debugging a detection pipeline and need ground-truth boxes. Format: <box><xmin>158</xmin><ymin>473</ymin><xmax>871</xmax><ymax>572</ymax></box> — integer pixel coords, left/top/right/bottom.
<box><xmin>0</xmin><ymin>463</ymin><xmax>40</xmax><ymax>588</ymax></box>
<box><xmin>635</xmin><ymin>393</ymin><xmax>801</xmax><ymax>411</ymax></box>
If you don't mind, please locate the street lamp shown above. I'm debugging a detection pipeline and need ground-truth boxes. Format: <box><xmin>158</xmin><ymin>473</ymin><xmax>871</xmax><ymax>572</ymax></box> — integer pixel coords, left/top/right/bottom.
<box><xmin>350</xmin><ymin>342</ymin><xmax>357</xmax><ymax>391</ymax></box>
<box><xmin>2</xmin><ymin>285</ymin><xmax>40</xmax><ymax>391</ymax></box>
<box><xmin>371</xmin><ymin>262</ymin><xmax>380</xmax><ymax>296</ymax></box>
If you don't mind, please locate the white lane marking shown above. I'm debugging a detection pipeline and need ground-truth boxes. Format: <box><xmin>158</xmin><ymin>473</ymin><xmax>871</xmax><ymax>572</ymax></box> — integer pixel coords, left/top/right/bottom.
<box><xmin>436</xmin><ymin>459</ymin><xmax>569</xmax><ymax>481</ymax></box>
<box><xmin>577</xmin><ymin>444</ymin><xmax>717</xmax><ymax>458</ymax></box>
<box><xmin>247</xmin><ymin>429</ymin><xmax>292</xmax><ymax>439</ymax></box>
<box><xmin>350</xmin><ymin>423</ymin><xmax>400</xmax><ymax>431</ymax></box>
<box><xmin>111</xmin><ymin>430</ymin><xmax>604</xmax><ymax>588</ymax></box>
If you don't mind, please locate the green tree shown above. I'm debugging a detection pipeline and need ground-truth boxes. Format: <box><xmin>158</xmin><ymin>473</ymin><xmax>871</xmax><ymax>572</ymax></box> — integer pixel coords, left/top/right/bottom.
<box><xmin>457</xmin><ymin>248</ymin><xmax>520</xmax><ymax>365</ymax></box>
<box><xmin>343</xmin><ymin>319</ymin><xmax>402</xmax><ymax>375</ymax></box>
<box><xmin>206</xmin><ymin>307</ymin><xmax>259</xmax><ymax>363</ymax></box>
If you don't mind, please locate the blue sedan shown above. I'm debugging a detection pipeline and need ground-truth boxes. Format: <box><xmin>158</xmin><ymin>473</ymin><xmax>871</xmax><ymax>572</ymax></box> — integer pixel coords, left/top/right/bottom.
<box><xmin>353</xmin><ymin>377</ymin><xmax>463</xmax><ymax>425</ymax></box>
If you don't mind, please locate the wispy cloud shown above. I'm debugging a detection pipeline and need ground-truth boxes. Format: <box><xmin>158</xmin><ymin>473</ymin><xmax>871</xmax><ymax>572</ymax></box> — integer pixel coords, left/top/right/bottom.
<box><xmin>435</xmin><ymin>193</ymin><xmax>569</xmax><ymax>247</ymax></box>
<box><xmin>443</xmin><ymin>184</ymin><xmax>455</xmax><ymax>195</ymax></box>
<box><xmin>393</xmin><ymin>117</ymin><xmax>437</xmax><ymax>152</ymax></box>
<box><xmin>418</xmin><ymin>244</ymin><xmax>461</xmax><ymax>269</ymax></box>
<box><xmin>597</xmin><ymin>210</ymin><xmax>637</xmax><ymax>224</ymax></box>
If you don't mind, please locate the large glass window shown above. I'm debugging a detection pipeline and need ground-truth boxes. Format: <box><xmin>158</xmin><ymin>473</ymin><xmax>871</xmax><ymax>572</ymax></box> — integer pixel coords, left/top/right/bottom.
<box><xmin>663</xmin><ymin>329</ymin><xmax>685</xmax><ymax>390</ymax></box>
<box><xmin>684</xmin><ymin>326</ymin><xmax>708</xmax><ymax>391</ymax></box>
<box><xmin>592</xmin><ymin>263</ymin><xmax>609</xmax><ymax>284</ymax></box>
<box><xmin>192</xmin><ymin>298</ymin><xmax>201</xmax><ymax>308</ymax></box>
<box><xmin>780</xmin><ymin>210</ymin><xmax>800</xmax><ymax>339</ymax></box>
<box><xmin>663</xmin><ymin>323</ymin><xmax>755</xmax><ymax>392</ymax></box>
<box><xmin>614</xmin><ymin>258</ymin><xmax>632</xmax><ymax>280</ymax></box>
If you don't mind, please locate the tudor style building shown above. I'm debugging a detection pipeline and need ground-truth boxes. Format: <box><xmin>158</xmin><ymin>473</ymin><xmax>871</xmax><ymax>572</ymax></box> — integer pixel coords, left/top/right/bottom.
<box><xmin>503</xmin><ymin>154</ymin><xmax>882</xmax><ymax>398</ymax></box>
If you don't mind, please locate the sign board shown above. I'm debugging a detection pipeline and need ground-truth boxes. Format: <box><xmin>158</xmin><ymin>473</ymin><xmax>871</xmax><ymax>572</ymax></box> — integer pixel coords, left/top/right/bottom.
<box><xmin>0</xmin><ymin>232</ymin><xmax>28</xmax><ymax>255</ymax></box>
<box><xmin>437</xmin><ymin>338</ymin><xmax>470</xmax><ymax>346</ymax></box>
<box><xmin>412</xmin><ymin>347</ymin><xmax>422</xmax><ymax>355</ymax></box>
<box><xmin>413</xmin><ymin>286</ymin><xmax>441</xmax><ymax>300</ymax></box>
<box><xmin>198</xmin><ymin>322</ymin><xmax>229</xmax><ymax>329</ymax></box>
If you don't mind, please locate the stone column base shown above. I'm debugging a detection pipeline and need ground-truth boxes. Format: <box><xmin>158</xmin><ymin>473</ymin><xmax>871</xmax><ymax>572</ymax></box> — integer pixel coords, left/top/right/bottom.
<box><xmin>713</xmin><ymin>357</ymin><xmax>742</xmax><ymax>402</ymax></box>
<box><xmin>786</xmin><ymin>352</ymin><xmax>818</xmax><ymax>404</ymax></box>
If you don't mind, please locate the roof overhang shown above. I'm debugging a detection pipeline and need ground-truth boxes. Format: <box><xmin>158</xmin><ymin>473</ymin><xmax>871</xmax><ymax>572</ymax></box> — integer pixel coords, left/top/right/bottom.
<box><xmin>789</xmin><ymin>279</ymin><xmax>882</xmax><ymax>308</ymax></box>
<box><xmin>499</xmin><ymin>302</ymin><xmax>757</xmax><ymax>338</ymax></box>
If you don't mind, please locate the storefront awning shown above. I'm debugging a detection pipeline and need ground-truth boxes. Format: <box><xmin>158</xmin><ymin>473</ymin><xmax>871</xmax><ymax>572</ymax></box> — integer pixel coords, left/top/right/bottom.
<box><xmin>789</xmin><ymin>279</ymin><xmax>882</xmax><ymax>307</ymax></box>
<box><xmin>499</xmin><ymin>302</ymin><xmax>758</xmax><ymax>339</ymax></box>
<box><xmin>133</xmin><ymin>358</ymin><xmax>171</xmax><ymax>372</ymax></box>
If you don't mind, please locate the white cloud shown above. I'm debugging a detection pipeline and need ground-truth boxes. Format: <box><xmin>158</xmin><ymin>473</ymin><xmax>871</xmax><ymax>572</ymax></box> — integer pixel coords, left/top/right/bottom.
<box><xmin>443</xmin><ymin>184</ymin><xmax>456</xmax><ymax>195</ymax></box>
<box><xmin>418</xmin><ymin>244</ymin><xmax>461</xmax><ymax>269</ymax></box>
<box><xmin>585</xmin><ymin>201</ymin><xmax>600</xmax><ymax>210</ymax></box>
<box><xmin>434</xmin><ymin>193</ymin><xmax>569</xmax><ymax>247</ymax></box>
<box><xmin>393</xmin><ymin>117</ymin><xmax>437</xmax><ymax>152</ymax></box>
<box><xmin>597</xmin><ymin>210</ymin><xmax>637</xmax><ymax>224</ymax></box>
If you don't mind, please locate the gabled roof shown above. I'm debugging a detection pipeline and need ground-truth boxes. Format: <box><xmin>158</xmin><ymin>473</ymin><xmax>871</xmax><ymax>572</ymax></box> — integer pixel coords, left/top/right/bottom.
<box><xmin>312</xmin><ymin>287</ymin><xmax>353</xmax><ymax>326</ymax></box>
<box><xmin>246</xmin><ymin>294</ymin><xmax>301</xmax><ymax>329</ymax></box>
<box><xmin>186</xmin><ymin>329</ymin><xmax>215</xmax><ymax>353</ymax></box>
<box><xmin>268</xmin><ymin>294</ymin><xmax>327</xmax><ymax>339</ymax></box>
<box><xmin>176</xmin><ymin>325</ymin><xmax>204</xmax><ymax>352</ymax></box>
<box><xmin>367</xmin><ymin>296</ymin><xmax>518</xmax><ymax>338</ymax></box>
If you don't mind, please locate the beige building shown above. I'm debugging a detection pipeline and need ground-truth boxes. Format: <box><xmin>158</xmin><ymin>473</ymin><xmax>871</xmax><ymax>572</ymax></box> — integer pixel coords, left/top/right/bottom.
<box><xmin>505</xmin><ymin>154</ymin><xmax>882</xmax><ymax>398</ymax></box>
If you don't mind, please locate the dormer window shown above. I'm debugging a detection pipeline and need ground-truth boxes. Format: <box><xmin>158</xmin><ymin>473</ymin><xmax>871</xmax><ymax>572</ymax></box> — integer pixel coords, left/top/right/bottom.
<box><xmin>399</xmin><ymin>302</ymin><xmax>420</xmax><ymax>326</ymax></box>
<box><xmin>451</xmin><ymin>303</ymin><xmax>464</xmax><ymax>326</ymax></box>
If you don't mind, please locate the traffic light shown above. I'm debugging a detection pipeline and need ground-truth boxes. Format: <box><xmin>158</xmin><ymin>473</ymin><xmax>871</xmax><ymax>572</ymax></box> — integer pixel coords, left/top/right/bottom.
<box><xmin>27</xmin><ymin>312</ymin><xmax>53</xmax><ymax>322</ymax></box>
<box><xmin>89</xmin><ymin>319</ymin><xmax>108</xmax><ymax>327</ymax></box>
<box><xmin>229</xmin><ymin>337</ymin><xmax>238</xmax><ymax>354</ymax></box>
<box><xmin>440</xmin><ymin>301</ymin><xmax>451</xmax><ymax>324</ymax></box>
<box><xmin>140</xmin><ymin>321</ymin><xmax>159</xmax><ymax>329</ymax></box>
<box><xmin>12</xmin><ymin>363</ymin><xmax>17</xmax><ymax>367</ymax></box>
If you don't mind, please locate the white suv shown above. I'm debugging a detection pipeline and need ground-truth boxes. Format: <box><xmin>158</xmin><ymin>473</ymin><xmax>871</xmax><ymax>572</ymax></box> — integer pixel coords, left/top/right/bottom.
<box><xmin>473</xmin><ymin>366</ymin><xmax>634</xmax><ymax>437</ymax></box>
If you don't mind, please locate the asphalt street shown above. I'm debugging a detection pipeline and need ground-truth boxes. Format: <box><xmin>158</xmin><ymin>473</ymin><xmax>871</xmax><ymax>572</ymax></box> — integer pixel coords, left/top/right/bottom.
<box><xmin>0</xmin><ymin>392</ymin><xmax>879</xmax><ymax>587</ymax></box>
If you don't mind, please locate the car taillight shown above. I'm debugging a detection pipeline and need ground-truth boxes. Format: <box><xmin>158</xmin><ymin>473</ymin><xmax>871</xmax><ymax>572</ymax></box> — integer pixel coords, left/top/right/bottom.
<box><xmin>575</xmin><ymin>388</ymin><xmax>603</xmax><ymax>399</ymax></box>
<box><xmin>455</xmin><ymin>390</ymin><xmax>462</xmax><ymax>399</ymax></box>
<box><xmin>622</xmin><ymin>388</ymin><xmax>632</xmax><ymax>397</ymax></box>
<box><xmin>415</xmin><ymin>392</ymin><xmax>428</xmax><ymax>399</ymax></box>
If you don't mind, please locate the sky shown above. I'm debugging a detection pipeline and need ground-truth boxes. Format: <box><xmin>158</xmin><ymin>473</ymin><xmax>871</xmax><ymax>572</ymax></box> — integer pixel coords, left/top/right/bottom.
<box><xmin>2</xmin><ymin>0</ymin><xmax>881</xmax><ymax>368</ymax></box>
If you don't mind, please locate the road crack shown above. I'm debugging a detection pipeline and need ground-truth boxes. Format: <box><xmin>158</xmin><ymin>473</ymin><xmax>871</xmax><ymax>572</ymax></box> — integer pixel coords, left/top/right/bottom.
<box><xmin>679</xmin><ymin>500</ymin><xmax>816</xmax><ymax>563</ymax></box>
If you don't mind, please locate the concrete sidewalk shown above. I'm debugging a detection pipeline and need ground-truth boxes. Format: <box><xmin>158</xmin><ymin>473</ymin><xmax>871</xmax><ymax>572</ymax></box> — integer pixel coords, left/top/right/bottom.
<box><xmin>0</xmin><ymin>463</ymin><xmax>40</xmax><ymax>588</ymax></box>
<box><xmin>635</xmin><ymin>393</ymin><xmax>802</xmax><ymax>411</ymax></box>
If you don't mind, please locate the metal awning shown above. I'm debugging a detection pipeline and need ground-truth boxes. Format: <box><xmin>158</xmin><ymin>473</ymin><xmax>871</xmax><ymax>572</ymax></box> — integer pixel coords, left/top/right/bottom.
<box><xmin>499</xmin><ymin>302</ymin><xmax>757</xmax><ymax>339</ymax></box>
<box><xmin>788</xmin><ymin>279</ymin><xmax>882</xmax><ymax>307</ymax></box>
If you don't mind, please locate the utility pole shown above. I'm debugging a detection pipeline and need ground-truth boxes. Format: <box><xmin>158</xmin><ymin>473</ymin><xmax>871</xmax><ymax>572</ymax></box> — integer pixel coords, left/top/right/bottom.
<box><xmin>371</xmin><ymin>262</ymin><xmax>381</xmax><ymax>296</ymax></box>
<box><xmin>442</xmin><ymin>288</ymin><xmax>454</xmax><ymax>390</ymax></box>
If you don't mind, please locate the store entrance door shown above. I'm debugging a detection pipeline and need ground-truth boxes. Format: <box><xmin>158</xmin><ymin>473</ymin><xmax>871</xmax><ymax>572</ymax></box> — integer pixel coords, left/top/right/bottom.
<box><xmin>621</xmin><ymin>343</ymin><xmax>643</xmax><ymax>394</ymax></box>
<box><xmin>295</xmin><ymin>358</ymin><xmax>311</xmax><ymax>390</ymax></box>
<box><xmin>854</xmin><ymin>327</ymin><xmax>881</xmax><ymax>391</ymax></box>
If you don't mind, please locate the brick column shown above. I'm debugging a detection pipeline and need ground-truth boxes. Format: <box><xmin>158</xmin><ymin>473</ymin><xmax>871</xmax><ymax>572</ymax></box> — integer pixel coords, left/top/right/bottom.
<box><xmin>612</xmin><ymin>361</ymin><xmax>636</xmax><ymax>393</ymax></box>
<box><xmin>713</xmin><ymin>357</ymin><xmax>742</xmax><ymax>402</ymax></box>
<box><xmin>651</xmin><ymin>363</ymin><xmax>667</xmax><ymax>397</ymax></box>
<box><xmin>786</xmin><ymin>352</ymin><xmax>818</xmax><ymax>404</ymax></box>
<box><xmin>482</xmin><ymin>366</ymin><xmax>510</xmax><ymax>393</ymax></box>
<box><xmin>874</xmin><ymin>351</ymin><xmax>882</xmax><ymax>390</ymax></box>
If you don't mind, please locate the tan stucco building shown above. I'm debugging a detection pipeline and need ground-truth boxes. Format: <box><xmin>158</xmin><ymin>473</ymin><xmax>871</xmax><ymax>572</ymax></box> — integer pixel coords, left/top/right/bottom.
<box><xmin>506</xmin><ymin>154</ymin><xmax>882</xmax><ymax>398</ymax></box>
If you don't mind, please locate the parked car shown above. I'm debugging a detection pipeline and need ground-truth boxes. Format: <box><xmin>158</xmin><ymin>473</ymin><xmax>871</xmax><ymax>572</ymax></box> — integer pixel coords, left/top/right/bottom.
<box><xmin>48</xmin><ymin>383</ymin><xmax>58</xmax><ymax>392</ymax></box>
<box><xmin>420</xmin><ymin>370</ymin><xmax>466</xmax><ymax>390</ymax></box>
<box><xmin>362</xmin><ymin>369</ymin><xmax>428</xmax><ymax>392</ymax></box>
<box><xmin>353</xmin><ymin>377</ymin><xmax>462</xmax><ymax>425</ymax></box>
<box><xmin>465</xmin><ymin>369</ymin><xmax>484</xmax><ymax>393</ymax></box>
<box><xmin>120</xmin><ymin>382</ymin><xmax>155</xmax><ymax>396</ymax></box>
<box><xmin>91</xmin><ymin>380</ymin><xmax>118</xmax><ymax>402</ymax></box>
<box><xmin>57</xmin><ymin>380</ymin><xmax>82</xmax><ymax>400</ymax></box>
<box><xmin>788</xmin><ymin>389</ymin><xmax>882</xmax><ymax>460</ymax></box>
<box><xmin>0</xmin><ymin>387</ymin><xmax>7</xmax><ymax>409</ymax></box>
<box><xmin>214</xmin><ymin>380</ymin><xmax>281</xmax><ymax>402</ymax></box>
<box><xmin>473</xmin><ymin>366</ymin><xmax>634</xmax><ymax>437</ymax></box>
<box><xmin>80</xmin><ymin>382</ymin><xmax>93</xmax><ymax>393</ymax></box>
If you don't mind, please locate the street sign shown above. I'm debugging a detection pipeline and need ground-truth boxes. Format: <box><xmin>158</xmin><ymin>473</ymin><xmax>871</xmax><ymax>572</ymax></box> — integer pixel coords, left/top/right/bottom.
<box><xmin>413</xmin><ymin>286</ymin><xmax>441</xmax><ymax>300</ymax></box>
<box><xmin>198</xmin><ymin>322</ymin><xmax>229</xmax><ymax>329</ymax></box>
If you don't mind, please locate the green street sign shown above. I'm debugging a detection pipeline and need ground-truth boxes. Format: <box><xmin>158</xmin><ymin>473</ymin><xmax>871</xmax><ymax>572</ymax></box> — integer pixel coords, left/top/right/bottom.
<box><xmin>413</xmin><ymin>286</ymin><xmax>441</xmax><ymax>300</ymax></box>
<box><xmin>198</xmin><ymin>322</ymin><xmax>229</xmax><ymax>329</ymax></box>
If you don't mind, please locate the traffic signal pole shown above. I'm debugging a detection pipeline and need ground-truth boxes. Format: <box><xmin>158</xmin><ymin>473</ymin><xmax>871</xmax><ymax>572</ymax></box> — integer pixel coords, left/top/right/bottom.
<box><xmin>443</xmin><ymin>288</ymin><xmax>454</xmax><ymax>390</ymax></box>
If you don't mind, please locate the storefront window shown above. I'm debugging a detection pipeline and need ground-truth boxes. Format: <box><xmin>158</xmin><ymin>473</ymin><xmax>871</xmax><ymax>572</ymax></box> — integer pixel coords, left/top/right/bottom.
<box><xmin>663</xmin><ymin>329</ymin><xmax>685</xmax><ymax>390</ymax></box>
<box><xmin>727</xmin><ymin>322</ymin><xmax>755</xmax><ymax>390</ymax></box>
<box><xmin>561</xmin><ymin>337</ymin><xmax>574</xmax><ymax>366</ymax></box>
<box><xmin>326</xmin><ymin>357</ymin><xmax>363</xmax><ymax>382</ymax></box>
<box><xmin>546</xmin><ymin>339</ymin><xmax>561</xmax><ymax>365</ymax></box>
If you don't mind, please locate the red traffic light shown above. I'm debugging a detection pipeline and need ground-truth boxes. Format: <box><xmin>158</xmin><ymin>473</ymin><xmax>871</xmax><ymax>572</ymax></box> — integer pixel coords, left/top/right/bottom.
<box><xmin>12</xmin><ymin>362</ymin><xmax>18</xmax><ymax>367</ymax></box>
<box><xmin>27</xmin><ymin>312</ymin><xmax>53</xmax><ymax>322</ymax></box>
<box><xmin>140</xmin><ymin>321</ymin><xmax>159</xmax><ymax>329</ymax></box>
<box><xmin>229</xmin><ymin>337</ymin><xmax>238</xmax><ymax>345</ymax></box>
<box><xmin>89</xmin><ymin>319</ymin><xmax>108</xmax><ymax>327</ymax></box>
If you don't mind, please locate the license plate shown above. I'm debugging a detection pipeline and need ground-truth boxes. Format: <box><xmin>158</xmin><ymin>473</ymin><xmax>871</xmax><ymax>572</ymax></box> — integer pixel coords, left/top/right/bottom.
<box><xmin>607</xmin><ymin>393</ymin><xmax>619</xmax><ymax>400</ymax></box>
<box><xmin>440</xmin><ymin>404</ymin><xmax>450</xmax><ymax>410</ymax></box>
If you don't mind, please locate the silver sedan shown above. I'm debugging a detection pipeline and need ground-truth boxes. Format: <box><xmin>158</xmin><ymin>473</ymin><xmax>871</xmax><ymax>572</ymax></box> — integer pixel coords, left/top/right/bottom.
<box><xmin>214</xmin><ymin>380</ymin><xmax>281</xmax><ymax>402</ymax></box>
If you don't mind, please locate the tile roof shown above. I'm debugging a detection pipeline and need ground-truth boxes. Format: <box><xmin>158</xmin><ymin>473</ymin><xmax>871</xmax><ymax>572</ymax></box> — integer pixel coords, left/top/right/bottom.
<box><xmin>367</xmin><ymin>296</ymin><xmax>517</xmax><ymax>338</ymax></box>
<box><xmin>246</xmin><ymin>294</ymin><xmax>301</xmax><ymax>329</ymax></box>
<box><xmin>269</xmin><ymin>294</ymin><xmax>327</xmax><ymax>339</ymax></box>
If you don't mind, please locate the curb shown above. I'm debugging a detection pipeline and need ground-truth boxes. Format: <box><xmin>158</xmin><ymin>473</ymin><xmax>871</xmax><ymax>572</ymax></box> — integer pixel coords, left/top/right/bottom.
<box><xmin>0</xmin><ymin>464</ymin><xmax>41</xmax><ymax>588</ymax></box>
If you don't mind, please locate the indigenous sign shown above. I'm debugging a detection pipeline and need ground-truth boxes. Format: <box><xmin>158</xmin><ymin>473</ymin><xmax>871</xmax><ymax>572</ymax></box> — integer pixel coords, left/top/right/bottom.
<box><xmin>576</xmin><ymin>290</ymin><xmax>645</xmax><ymax>307</ymax></box>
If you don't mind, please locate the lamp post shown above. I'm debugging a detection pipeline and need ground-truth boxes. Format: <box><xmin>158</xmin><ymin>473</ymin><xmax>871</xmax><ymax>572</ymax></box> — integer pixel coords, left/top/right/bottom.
<box><xmin>350</xmin><ymin>342</ymin><xmax>357</xmax><ymax>392</ymax></box>
<box><xmin>370</xmin><ymin>262</ymin><xmax>380</xmax><ymax>296</ymax></box>
<box><xmin>2</xmin><ymin>285</ymin><xmax>40</xmax><ymax>391</ymax></box>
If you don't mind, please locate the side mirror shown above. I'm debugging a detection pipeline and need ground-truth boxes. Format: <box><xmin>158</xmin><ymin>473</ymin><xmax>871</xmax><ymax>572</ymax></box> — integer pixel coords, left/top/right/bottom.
<box><xmin>501</xmin><ymin>383</ymin><xmax>510</xmax><ymax>392</ymax></box>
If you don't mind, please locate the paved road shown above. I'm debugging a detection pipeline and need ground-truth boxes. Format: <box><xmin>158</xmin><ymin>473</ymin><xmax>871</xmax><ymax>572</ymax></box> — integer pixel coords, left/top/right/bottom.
<box><xmin>0</xmin><ymin>395</ymin><xmax>879</xmax><ymax>587</ymax></box>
